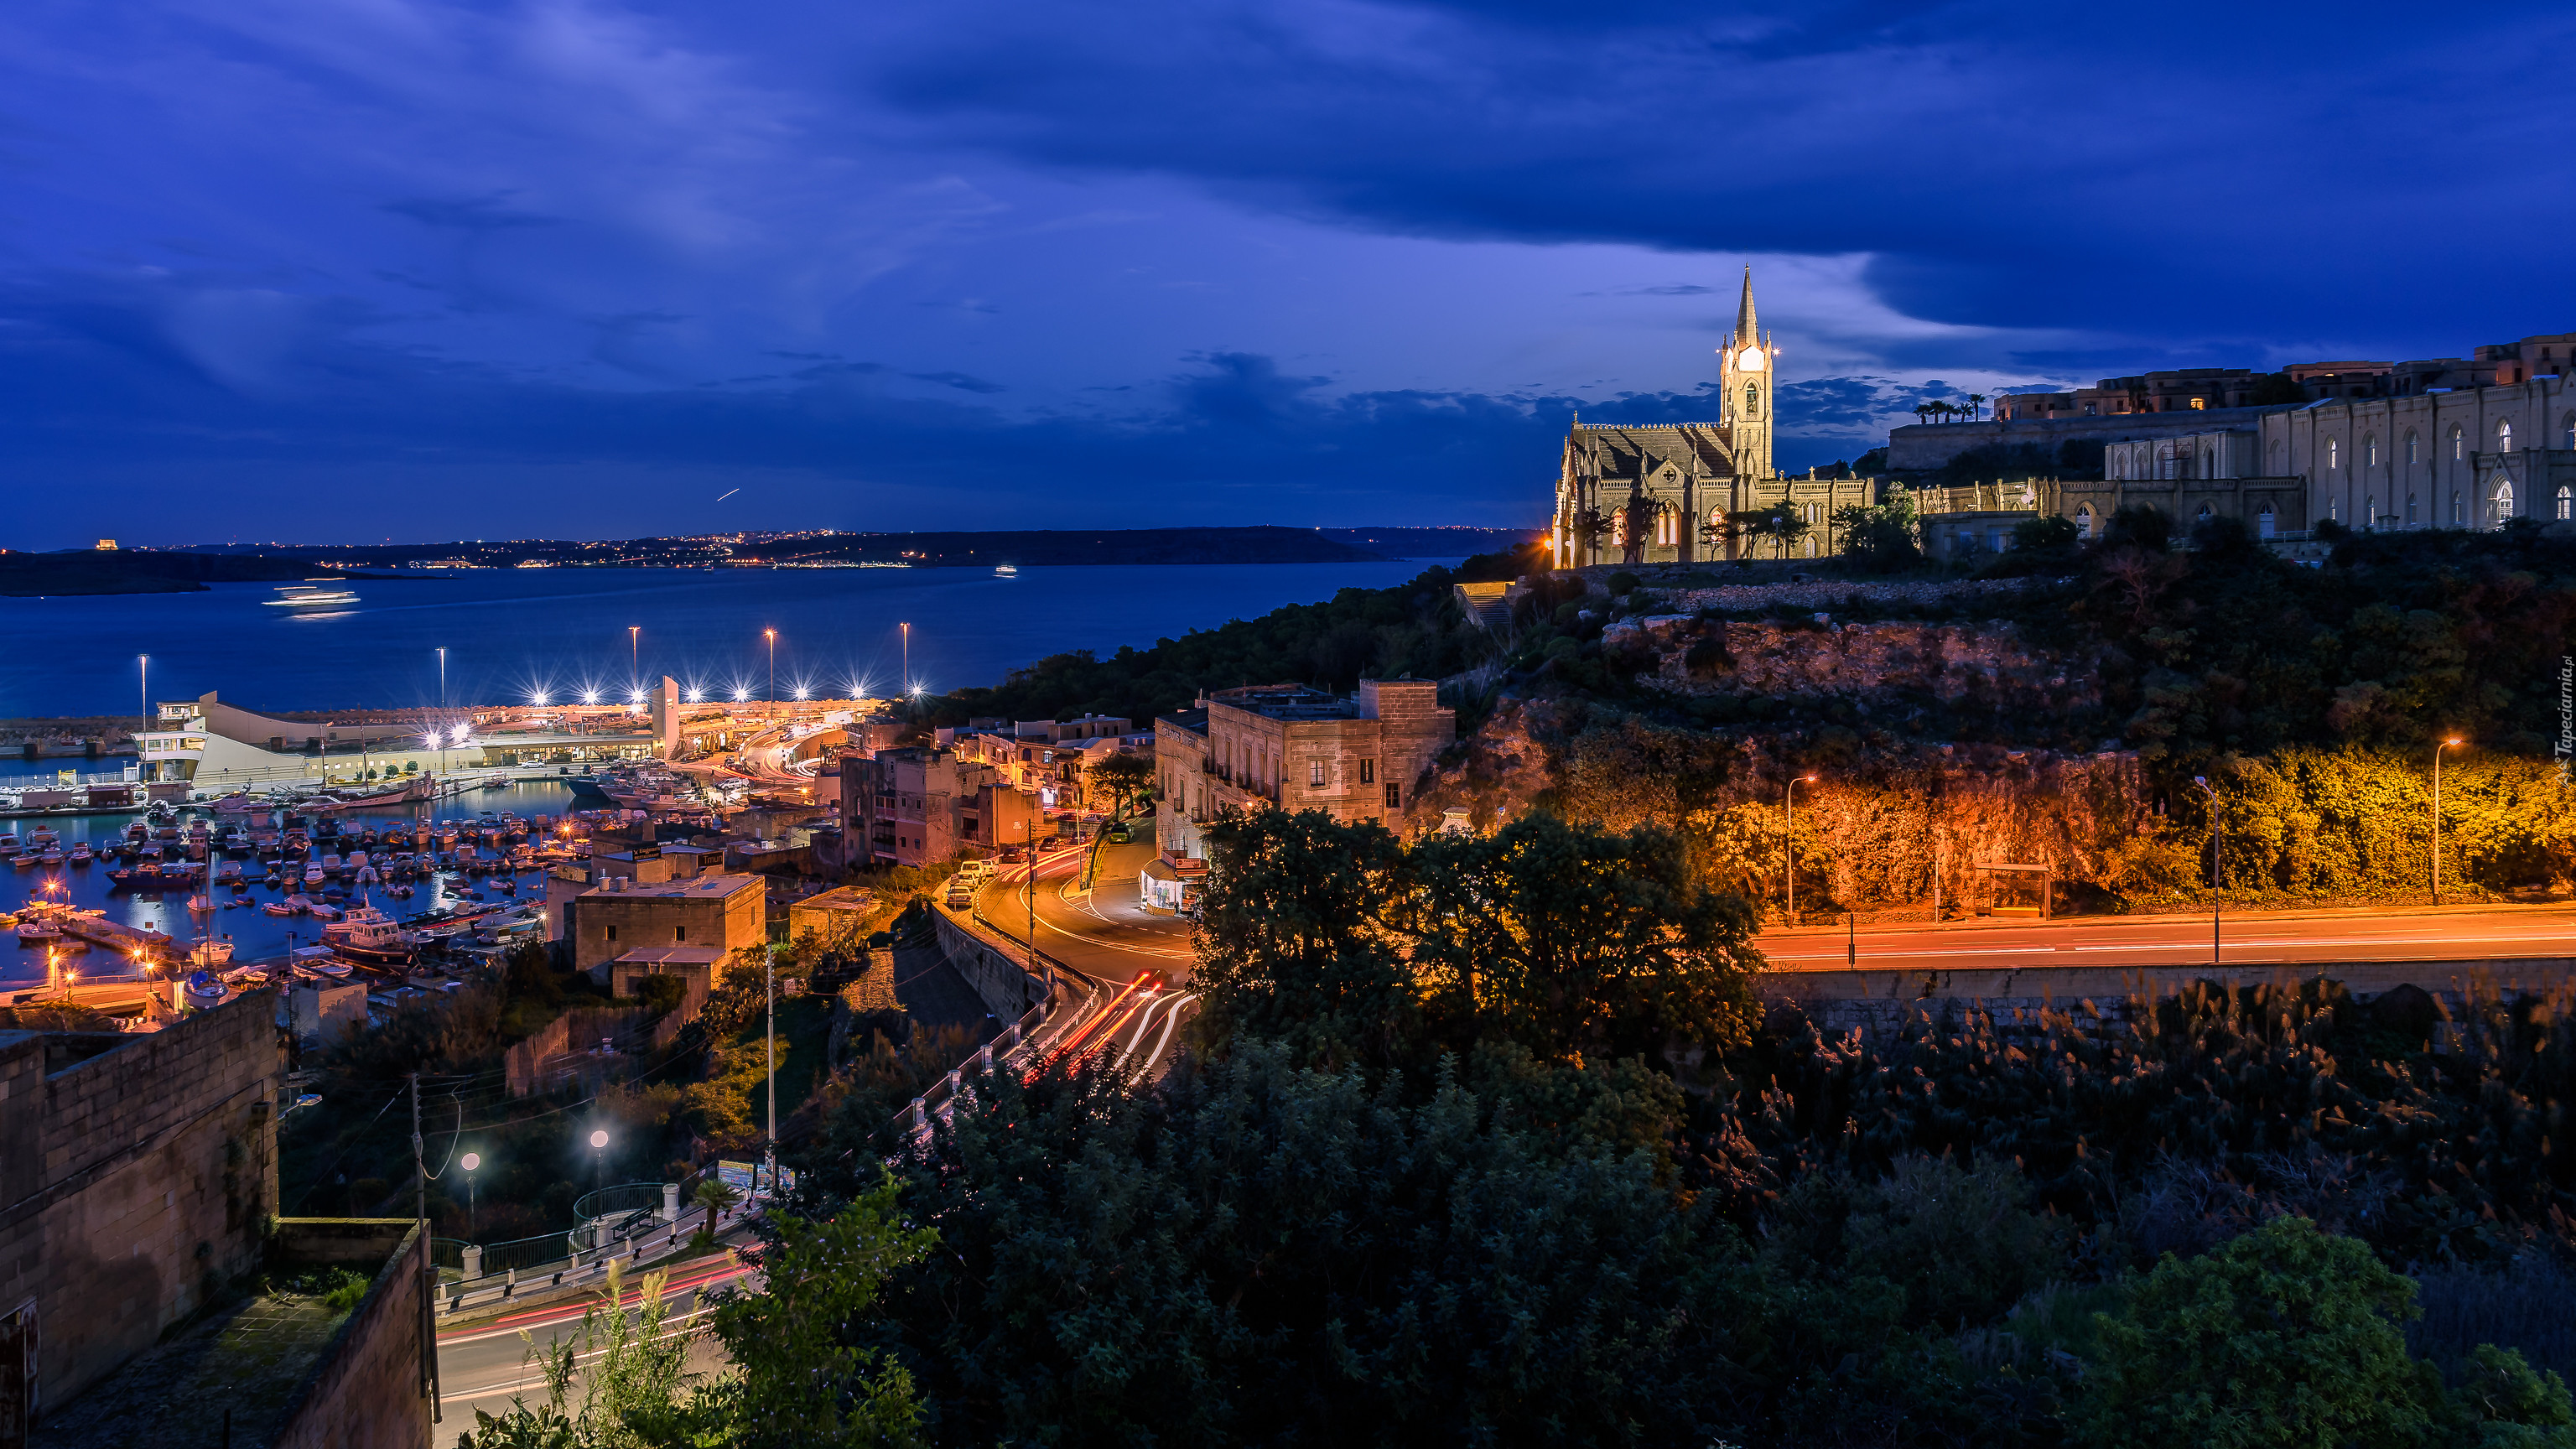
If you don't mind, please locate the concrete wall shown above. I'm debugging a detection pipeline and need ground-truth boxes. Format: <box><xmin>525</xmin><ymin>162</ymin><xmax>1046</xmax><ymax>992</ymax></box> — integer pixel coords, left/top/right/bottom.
<box><xmin>930</xmin><ymin>910</ymin><xmax>1050</xmax><ymax>1021</ymax></box>
<box><xmin>1766</xmin><ymin>956</ymin><xmax>2576</xmax><ymax>1039</ymax></box>
<box><xmin>572</xmin><ymin>877</ymin><xmax>764</xmax><ymax>979</ymax></box>
<box><xmin>269</xmin><ymin>1219</ymin><xmax>431</xmax><ymax>1449</ymax></box>
<box><xmin>0</xmin><ymin>990</ymin><xmax>283</xmax><ymax>1417</ymax></box>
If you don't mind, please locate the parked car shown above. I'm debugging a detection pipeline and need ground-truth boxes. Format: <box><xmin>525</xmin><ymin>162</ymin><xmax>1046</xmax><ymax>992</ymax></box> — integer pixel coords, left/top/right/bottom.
<box><xmin>999</xmin><ymin>845</ymin><xmax>1026</xmax><ymax>863</ymax></box>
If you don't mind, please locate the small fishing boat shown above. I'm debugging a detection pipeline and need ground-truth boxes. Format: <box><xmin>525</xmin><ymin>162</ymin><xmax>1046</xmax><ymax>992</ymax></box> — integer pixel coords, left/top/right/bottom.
<box><xmin>308</xmin><ymin>903</ymin><xmax>342</xmax><ymax>922</ymax></box>
<box><xmin>182</xmin><ymin>971</ymin><xmax>230</xmax><ymax>1009</ymax></box>
<box><xmin>67</xmin><ymin>844</ymin><xmax>93</xmax><ymax>865</ymax></box>
<box><xmin>263</xmin><ymin>582</ymin><xmax>359</xmax><ymax>610</ymax></box>
<box><xmin>189</xmin><ymin>939</ymin><xmax>235</xmax><ymax>967</ymax></box>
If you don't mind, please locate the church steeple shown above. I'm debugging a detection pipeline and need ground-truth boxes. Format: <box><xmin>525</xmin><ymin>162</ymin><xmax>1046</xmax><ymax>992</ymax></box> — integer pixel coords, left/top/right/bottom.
<box><xmin>1733</xmin><ymin>265</ymin><xmax>1758</xmax><ymax>345</ymax></box>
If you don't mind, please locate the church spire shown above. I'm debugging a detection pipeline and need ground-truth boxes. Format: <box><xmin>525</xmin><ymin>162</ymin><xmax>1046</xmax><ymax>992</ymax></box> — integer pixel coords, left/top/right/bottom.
<box><xmin>1733</xmin><ymin>265</ymin><xmax>1758</xmax><ymax>345</ymax></box>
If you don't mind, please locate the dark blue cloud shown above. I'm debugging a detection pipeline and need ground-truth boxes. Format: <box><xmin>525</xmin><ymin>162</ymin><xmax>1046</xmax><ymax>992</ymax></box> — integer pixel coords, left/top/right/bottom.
<box><xmin>0</xmin><ymin>0</ymin><xmax>2567</xmax><ymax>547</ymax></box>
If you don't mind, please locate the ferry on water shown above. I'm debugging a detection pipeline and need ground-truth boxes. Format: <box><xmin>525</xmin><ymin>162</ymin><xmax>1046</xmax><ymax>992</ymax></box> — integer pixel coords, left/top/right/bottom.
<box><xmin>264</xmin><ymin>580</ymin><xmax>360</xmax><ymax>609</ymax></box>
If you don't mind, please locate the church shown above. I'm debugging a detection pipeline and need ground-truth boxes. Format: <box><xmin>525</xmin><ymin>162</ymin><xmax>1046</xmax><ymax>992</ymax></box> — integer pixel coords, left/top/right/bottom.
<box><xmin>1551</xmin><ymin>269</ymin><xmax>1873</xmax><ymax>567</ymax></box>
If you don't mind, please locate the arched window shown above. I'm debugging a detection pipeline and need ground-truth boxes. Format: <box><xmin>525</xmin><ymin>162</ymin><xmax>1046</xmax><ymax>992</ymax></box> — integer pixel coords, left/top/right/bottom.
<box><xmin>2075</xmin><ymin>504</ymin><xmax>2095</xmax><ymax>538</ymax></box>
<box><xmin>2327</xmin><ymin>438</ymin><xmax>2340</xmax><ymax>470</ymax></box>
<box><xmin>2405</xmin><ymin>432</ymin><xmax>2419</xmax><ymax>466</ymax></box>
<box><xmin>2195</xmin><ymin>503</ymin><xmax>2215</xmax><ymax>525</ymax></box>
<box><xmin>2364</xmin><ymin>434</ymin><xmax>2377</xmax><ymax>468</ymax></box>
<box><xmin>2451</xmin><ymin>426</ymin><xmax>2464</xmax><ymax>460</ymax></box>
<box><xmin>2405</xmin><ymin>492</ymin><xmax>2418</xmax><ymax>526</ymax></box>
<box><xmin>2365</xmin><ymin>494</ymin><xmax>2376</xmax><ymax>528</ymax></box>
<box><xmin>2329</xmin><ymin>497</ymin><xmax>2340</xmax><ymax>522</ymax></box>
<box><xmin>2559</xmin><ymin>486</ymin><xmax>2573</xmax><ymax>522</ymax></box>
<box><xmin>2492</xmin><ymin>478</ymin><xmax>2515</xmax><ymax>525</ymax></box>
<box><xmin>2257</xmin><ymin>505</ymin><xmax>2276</xmax><ymax>540</ymax></box>
<box><xmin>1743</xmin><ymin>382</ymin><xmax>1760</xmax><ymax>418</ymax></box>
<box><xmin>2499</xmin><ymin>420</ymin><xmax>2514</xmax><ymax>453</ymax></box>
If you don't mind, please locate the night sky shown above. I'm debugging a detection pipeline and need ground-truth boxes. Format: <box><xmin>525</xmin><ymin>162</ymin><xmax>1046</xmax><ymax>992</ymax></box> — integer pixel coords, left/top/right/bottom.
<box><xmin>3</xmin><ymin>1</ymin><xmax>2570</xmax><ymax>548</ymax></box>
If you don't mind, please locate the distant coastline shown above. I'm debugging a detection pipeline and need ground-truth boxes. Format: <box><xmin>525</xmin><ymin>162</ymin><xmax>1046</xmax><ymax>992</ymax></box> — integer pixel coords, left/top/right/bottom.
<box><xmin>8</xmin><ymin>524</ymin><xmax>1537</xmax><ymax>595</ymax></box>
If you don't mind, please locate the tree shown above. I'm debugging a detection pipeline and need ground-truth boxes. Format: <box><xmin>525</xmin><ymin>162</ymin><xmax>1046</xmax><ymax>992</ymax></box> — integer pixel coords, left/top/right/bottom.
<box><xmin>693</xmin><ymin>1172</ymin><xmax>936</xmax><ymax>1449</ymax></box>
<box><xmin>1831</xmin><ymin>490</ymin><xmax>1922</xmax><ymax>571</ymax></box>
<box><xmin>2080</xmin><ymin>1216</ymin><xmax>2576</xmax><ymax>1449</ymax></box>
<box><xmin>2085</xmin><ymin>1217</ymin><xmax>2423</xmax><ymax>1448</ymax></box>
<box><xmin>457</xmin><ymin>1259</ymin><xmax>695</xmax><ymax>1449</ymax></box>
<box><xmin>691</xmin><ymin>1175</ymin><xmax>741</xmax><ymax>1244</ymax></box>
<box><xmin>1727</xmin><ymin>502</ymin><xmax>1811</xmax><ymax>559</ymax></box>
<box><xmin>1087</xmin><ymin>750</ymin><xmax>1155</xmax><ymax>816</ymax></box>
<box><xmin>1966</xmin><ymin>392</ymin><xmax>1988</xmax><ymax>421</ymax></box>
<box><xmin>1194</xmin><ymin>808</ymin><xmax>1420</xmax><ymax>1069</ymax></box>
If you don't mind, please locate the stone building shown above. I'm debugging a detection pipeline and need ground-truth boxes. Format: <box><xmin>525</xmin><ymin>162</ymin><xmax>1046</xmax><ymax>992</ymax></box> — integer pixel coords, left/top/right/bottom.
<box><xmin>840</xmin><ymin>746</ymin><xmax>1039</xmax><ymax>867</ymax></box>
<box><xmin>569</xmin><ymin>872</ymin><xmax>766</xmax><ymax>980</ymax></box>
<box><xmin>1550</xmin><ymin>270</ymin><xmax>1875</xmax><ymax>567</ymax></box>
<box><xmin>1157</xmin><ymin>681</ymin><xmax>1455</xmax><ymax>858</ymax></box>
<box><xmin>0</xmin><ymin>995</ymin><xmax>432</xmax><ymax>1446</ymax></box>
<box><xmin>1992</xmin><ymin>368</ymin><xmax>2274</xmax><ymax>420</ymax></box>
<box><xmin>2258</xmin><ymin>373</ymin><xmax>2575</xmax><ymax>530</ymax></box>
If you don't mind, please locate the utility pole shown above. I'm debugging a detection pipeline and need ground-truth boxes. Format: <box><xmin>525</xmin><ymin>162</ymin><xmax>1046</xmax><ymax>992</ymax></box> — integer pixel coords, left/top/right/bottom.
<box><xmin>138</xmin><ymin>654</ymin><xmax>148</xmax><ymax>739</ymax></box>
<box><xmin>765</xmin><ymin>628</ymin><xmax>777</xmax><ymax>711</ymax></box>
<box><xmin>899</xmin><ymin>623</ymin><xmax>911</xmax><ymax>719</ymax></box>
<box><xmin>409</xmin><ymin>1074</ymin><xmax>441</xmax><ymax>1421</ymax></box>
<box><xmin>630</xmin><ymin>626</ymin><xmax>640</xmax><ymax>694</ymax></box>
<box><xmin>2194</xmin><ymin>776</ymin><xmax>2220</xmax><ymax>967</ymax></box>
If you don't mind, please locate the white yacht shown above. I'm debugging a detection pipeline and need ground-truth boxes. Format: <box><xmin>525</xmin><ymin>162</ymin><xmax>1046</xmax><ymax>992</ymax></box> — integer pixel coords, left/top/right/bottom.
<box><xmin>265</xmin><ymin>581</ymin><xmax>360</xmax><ymax>609</ymax></box>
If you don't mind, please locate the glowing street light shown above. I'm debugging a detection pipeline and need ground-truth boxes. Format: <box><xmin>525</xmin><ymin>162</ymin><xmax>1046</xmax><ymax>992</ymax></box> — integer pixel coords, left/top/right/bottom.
<box><xmin>764</xmin><ymin>628</ymin><xmax>777</xmax><ymax>707</ymax></box>
<box><xmin>2433</xmin><ymin>736</ymin><xmax>2466</xmax><ymax>904</ymax></box>
<box><xmin>589</xmin><ymin>1128</ymin><xmax>610</xmax><ymax>1188</ymax></box>
<box><xmin>1784</xmin><ymin>774</ymin><xmax>1817</xmax><ymax>920</ymax></box>
<box><xmin>628</xmin><ymin>626</ymin><xmax>640</xmax><ymax>693</ymax></box>
<box><xmin>792</xmin><ymin>686</ymin><xmax>810</xmax><ymax>701</ymax></box>
<box><xmin>733</xmin><ymin>688</ymin><xmax>750</xmax><ymax>704</ymax></box>
<box><xmin>685</xmin><ymin>687</ymin><xmax>704</xmax><ymax>704</ymax></box>
<box><xmin>460</xmin><ymin>1150</ymin><xmax>480</xmax><ymax>1235</ymax></box>
<box><xmin>583</xmin><ymin>690</ymin><xmax>601</xmax><ymax>705</ymax></box>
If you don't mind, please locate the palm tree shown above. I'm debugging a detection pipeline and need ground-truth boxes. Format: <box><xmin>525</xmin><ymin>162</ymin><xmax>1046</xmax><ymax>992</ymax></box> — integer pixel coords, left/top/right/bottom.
<box><xmin>1966</xmin><ymin>392</ymin><xmax>1988</xmax><ymax>422</ymax></box>
<box><xmin>1912</xmin><ymin>402</ymin><xmax>1935</xmax><ymax>425</ymax></box>
<box><xmin>691</xmin><ymin>1176</ymin><xmax>742</xmax><ymax>1244</ymax></box>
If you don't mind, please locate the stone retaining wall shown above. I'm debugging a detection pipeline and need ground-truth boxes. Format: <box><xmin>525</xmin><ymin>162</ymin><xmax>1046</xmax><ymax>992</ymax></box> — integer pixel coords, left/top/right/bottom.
<box><xmin>1768</xmin><ymin>957</ymin><xmax>2576</xmax><ymax>1038</ymax></box>
<box><xmin>931</xmin><ymin>909</ymin><xmax>1052</xmax><ymax>1019</ymax></box>
<box><xmin>0</xmin><ymin>989</ymin><xmax>283</xmax><ymax>1414</ymax></box>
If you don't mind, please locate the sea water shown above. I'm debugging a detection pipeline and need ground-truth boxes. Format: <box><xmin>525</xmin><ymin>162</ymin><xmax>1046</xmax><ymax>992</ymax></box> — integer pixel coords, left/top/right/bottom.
<box><xmin>0</xmin><ymin>559</ymin><xmax>1459</xmax><ymax>724</ymax></box>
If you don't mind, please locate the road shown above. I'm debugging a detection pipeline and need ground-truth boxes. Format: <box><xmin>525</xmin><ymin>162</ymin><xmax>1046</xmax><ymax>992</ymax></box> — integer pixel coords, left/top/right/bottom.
<box><xmin>437</xmin><ymin>1252</ymin><xmax>759</xmax><ymax>1444</ymax></box>
<box><xmin>974</xmin><ymin>840</ymin><xmax>1194</xmax><ymax>984</ymax></box>
<box><xmin>1755</xmin><ymin>903</ymin><xmax>2576</xmax><ymax>974</ymax></box>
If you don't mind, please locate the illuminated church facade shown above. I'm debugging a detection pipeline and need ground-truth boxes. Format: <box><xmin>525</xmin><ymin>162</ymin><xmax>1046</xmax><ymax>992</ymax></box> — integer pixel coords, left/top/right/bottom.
<box><xmin>1551</xmin><ymin>269</ymin><xmax>1873</xmax><ymax>566</ymax></box>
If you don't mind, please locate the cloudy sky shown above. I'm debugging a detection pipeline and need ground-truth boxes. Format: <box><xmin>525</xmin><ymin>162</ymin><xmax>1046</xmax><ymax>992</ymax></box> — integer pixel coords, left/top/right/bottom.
<box><xmin>3</xmin><ymin>0</ymin><xmax>2569</xmax><ymax>547</ymax></box>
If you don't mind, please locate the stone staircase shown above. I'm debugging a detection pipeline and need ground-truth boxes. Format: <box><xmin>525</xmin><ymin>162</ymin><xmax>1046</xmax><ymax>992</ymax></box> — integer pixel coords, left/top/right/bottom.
<box><xmin>1453</xmin><ymin>581</ymin><xmax>1515</xmax><ymax>631</ymax></box>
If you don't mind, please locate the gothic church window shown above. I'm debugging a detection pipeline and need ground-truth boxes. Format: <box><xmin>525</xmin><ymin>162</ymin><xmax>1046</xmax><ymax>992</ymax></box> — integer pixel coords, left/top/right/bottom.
<box><xmin>1744</xmin><ymin>382</ymin><xmax>1759</xmax><ymax>417</ymax></box>
<box><xmin>2364</xmin><ymin>435</ymin><xmax>2377</xmax><ymax>468</ymax></box>
<box><xmin>2559</xmin><ymin>486</ymin><xmax>2572</xmax><ymax>522</ymax></box>
<box><xmin>2452</xmin><ymin>427</ymin><xmax>2464</xmax><ymax>460</ymax></box>
<box><xmin>2500</xmin><ymin>420</ymin><xmax>2514</xmax><ymax>452</ymax></box>
<box><xmin>2327</xmin><ymin>438</ymin><xmax>2339</xmax><ymax>470</ymax></box>
<box><xmin>2405</xmin><ymin>432</ymin><xmax>2418</xmax><ymax>466</ymax></box>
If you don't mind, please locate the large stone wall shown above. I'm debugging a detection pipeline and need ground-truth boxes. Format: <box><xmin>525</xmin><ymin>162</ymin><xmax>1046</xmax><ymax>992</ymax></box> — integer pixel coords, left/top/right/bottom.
<box><xmin>269</xmin><ymin>1220</ymin><xmax>432</xmax><ymax>1449</ymax></box>
<box><xmin>931</xmin><ymin>909</ymin><xmax>1052</xmax><ymax>1021</ymax></box>
<box><xmin>0</xmin><ymin>989</ymin><xmax>283</xmax><ymax>1416</ymax></box>
<box><xmin>1767</xmin><ymin>957</ymin><xmax>2576</xmax><ymax>1039</ymax></box>
<box><xmin>1633</xmin><ymin>615</ymin><xmax>2103</xmax><ymax>717</ymax></box>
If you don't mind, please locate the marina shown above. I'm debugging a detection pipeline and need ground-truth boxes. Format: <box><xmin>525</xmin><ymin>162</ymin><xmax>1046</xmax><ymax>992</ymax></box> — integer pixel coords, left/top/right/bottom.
<box><xmin>0</xmin><ymin>776</ymin><xmax>609</xmax><ymax>997</ymax></box>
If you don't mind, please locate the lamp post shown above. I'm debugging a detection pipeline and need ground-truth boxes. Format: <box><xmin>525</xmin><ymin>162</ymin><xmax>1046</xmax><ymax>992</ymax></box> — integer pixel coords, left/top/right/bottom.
<box><xmin>900</xmin><ymin>623</ymin><xmax>911</xmax><ymax>710</ymax></box>
<box><xmin>137</xmin><ymin>654</ymin><xmax>148</xmax><ymax>737</ymax></box>
<box><xmin>436</xmin><ymin>647</ymin><xmax>449</xmax><ymax>780</ymax></box>
<box><xmin>2194</xmin><ymin>775</ymin><xmax>2220</xmax><ymax>966</ymax></box>
<box><xmin>2433</xmin><ymin>737</ymin><xmax>2464</xmax><ymax>904</ymax></box>
<box><xmin>763</xmin><ymin>947</ymin><xmax>777</xmax><ymax>1197</ymax></box>
<box><xmin>629</xmin><ymin>626</ymin><xmax>640</xmax><ymax>695</ymax></box>
<box><xmin>765</xmin><ymin>629</ymin><xmax>776</xmax><ymax>713</ymax></box>
<box><xmin>589</xmin><ymin>1129</ymin><xmax>608</xmax><ymax>1191</ymax></box>
<box><xmin>460</xmin><ymin>1151</ymin><xmax>480</xmax><ymax>1236</ymax></box>
<box><xmin>1784</xmin><ymin>773</ymin><xmax>1817</xmax><ymax>922</ymax></box>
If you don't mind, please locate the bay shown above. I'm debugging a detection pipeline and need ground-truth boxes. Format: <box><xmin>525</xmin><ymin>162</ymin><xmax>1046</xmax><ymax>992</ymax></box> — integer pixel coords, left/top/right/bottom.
<box><xmin>0</xmin><ymin>558</ymin><xmax>1459</xmax><ymax>725</ymax></box>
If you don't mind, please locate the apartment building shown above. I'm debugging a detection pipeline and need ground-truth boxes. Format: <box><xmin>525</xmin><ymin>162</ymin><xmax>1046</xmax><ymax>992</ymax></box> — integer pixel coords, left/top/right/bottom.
<box><xmin>1156</xmin><ymin>680</ymin><xmax>1454</xmax><ymax>861</ymax></box>
<box><xmin>841</xmin><ymin>746</ymin><xmax>1039</xmax><ymax>867</ymax></box>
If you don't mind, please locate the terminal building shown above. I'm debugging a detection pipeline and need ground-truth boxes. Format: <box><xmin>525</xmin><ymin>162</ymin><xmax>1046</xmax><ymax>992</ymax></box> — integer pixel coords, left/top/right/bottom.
<box><xmin>134</xmin><ymin>681</ymin><xmax>686</xmax><ymax>790</ymax></box>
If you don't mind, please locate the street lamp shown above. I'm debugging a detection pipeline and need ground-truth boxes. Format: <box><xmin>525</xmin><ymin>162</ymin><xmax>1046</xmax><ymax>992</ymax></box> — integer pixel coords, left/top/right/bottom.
<box><xmin>765</xmin><ymin>629</ymin><xmax>776</xmax><ymax>710</ymax></box>
<box><xmin>2194</xmin><ymin>775</ymin><xmax>2220</xmax><ymax>966</ymax></box>
<box><xmin>1784</xmin><ymin>774</ymin><xmax>1817</xmax><ymax>922</ymax></box>
<box><xmin>589</xmin><ymin>1129</ymin><xmax>609</xmax><ymax>1189</ymax></box>
<box><xmin>629</xmin><ymin>626</ymin><xmax>640</xmax><ymax>694</ymax></box>
<box><xmin>2433</xmin><ymin>737</ymin><xmax>2464</xmax><ymax>904</ymax></box>
<box><xmin>137</xmin><ymin>654</ymin><xmax>149</xmax><ymax>736</ymax></box>
<box><xmin>460</xmin><ymin>1150</ymin><xmax>480</xmax><ymax>1235</ymax></box>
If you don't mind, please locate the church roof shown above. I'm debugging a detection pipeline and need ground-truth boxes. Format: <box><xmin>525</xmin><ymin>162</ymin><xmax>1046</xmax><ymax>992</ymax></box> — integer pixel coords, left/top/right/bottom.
<box><xmin>1734</xmin><ymin>266</ymin><xmax>1758</xmax><ymax>344</ymax></box>
<box><xmin>1564</xmin><ymin>422</ymin><xmax>1735</xmax><ymax>477</ymax></box>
